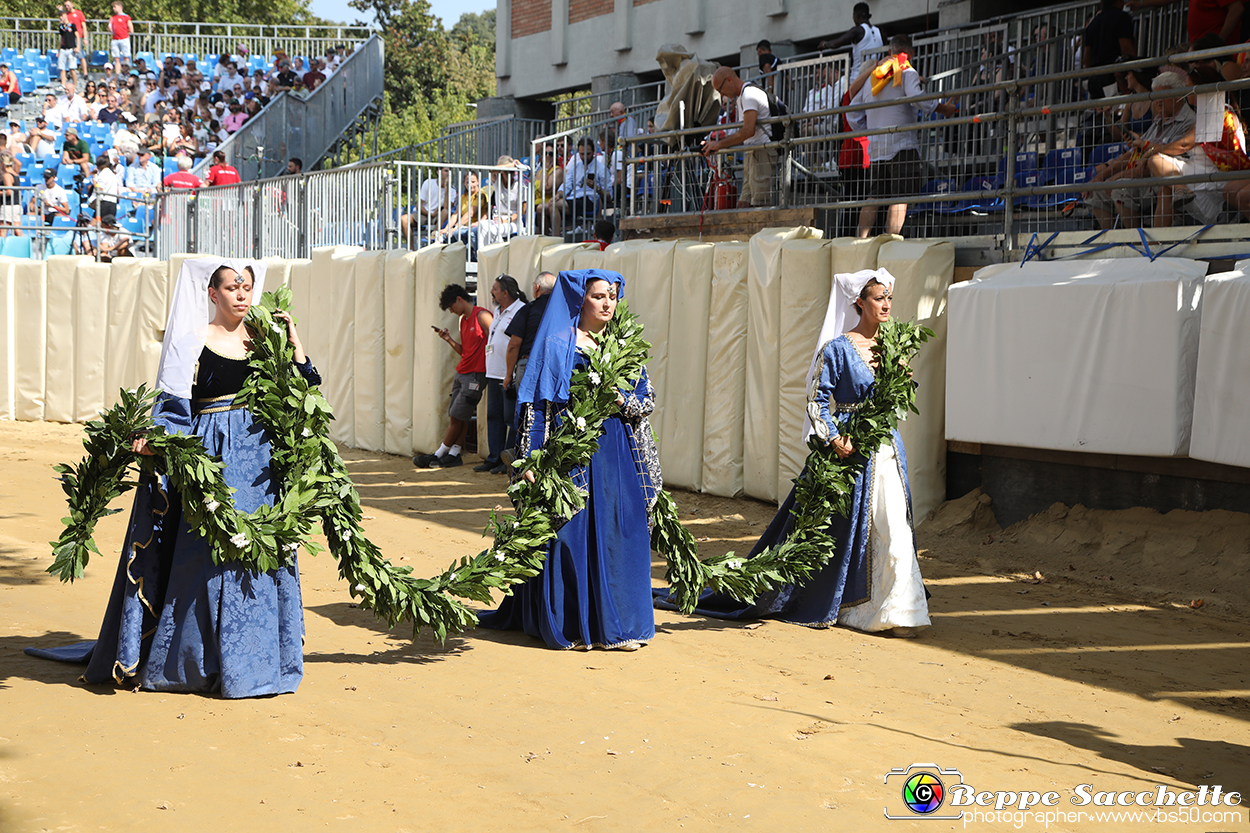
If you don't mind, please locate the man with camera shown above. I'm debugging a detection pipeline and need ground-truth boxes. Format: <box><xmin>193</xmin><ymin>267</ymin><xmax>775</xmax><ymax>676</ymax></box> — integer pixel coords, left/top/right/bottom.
<box><xmin>562</xmin><ymin>137</ymin><xmax>609</xmax><ymax>233</ymax></box>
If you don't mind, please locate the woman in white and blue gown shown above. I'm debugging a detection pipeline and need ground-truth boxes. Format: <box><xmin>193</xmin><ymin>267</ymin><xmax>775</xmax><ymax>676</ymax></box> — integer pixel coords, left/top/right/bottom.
<box><xmin>657</xmin><ymin>269</ymin><xmax>929</xmax><ymax>636</ymax></box>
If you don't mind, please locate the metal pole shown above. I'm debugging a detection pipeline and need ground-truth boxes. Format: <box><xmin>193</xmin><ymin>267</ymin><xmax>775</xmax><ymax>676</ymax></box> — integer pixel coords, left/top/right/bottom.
<box><xmin>1002</xmin><ymin>87</ymin><xmax>1018</xmax><ymax>257</ymax></box>
<box><xmin>298</xmin><ymin>174</ymin><xmax>309</xmax><ymax>258</ymax></box>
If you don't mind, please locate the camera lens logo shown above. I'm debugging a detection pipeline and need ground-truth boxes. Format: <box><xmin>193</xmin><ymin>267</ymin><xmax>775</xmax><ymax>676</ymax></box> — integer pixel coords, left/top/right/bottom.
<box><xmin>902</xmin><ymin>772</ymin><xmax>945</xmax><ymax>814</ymax></box>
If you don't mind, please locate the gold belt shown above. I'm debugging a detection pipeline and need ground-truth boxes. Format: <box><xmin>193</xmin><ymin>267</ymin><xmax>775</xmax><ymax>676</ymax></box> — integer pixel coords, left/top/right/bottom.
<box><xmin>192</xmin><ymin>394</ymin><xmax>246</xmax><ymax>415</ymax></box>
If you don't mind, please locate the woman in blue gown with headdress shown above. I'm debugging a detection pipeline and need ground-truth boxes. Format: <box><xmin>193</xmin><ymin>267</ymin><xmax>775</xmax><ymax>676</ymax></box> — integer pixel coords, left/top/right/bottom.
<box><xmin>28</xmin><ymin>259</ymin><xmax>321</xmax><ymax>697</ymax></box>
<box><xmin>478</xmin><ymin>269</ymin><xmax>662</xmax><ymax>650</ymax></box>
<box><xmin>656</xmin><ymin>269</ymin><xmax>929</xmax><ymax>635</ymax></box>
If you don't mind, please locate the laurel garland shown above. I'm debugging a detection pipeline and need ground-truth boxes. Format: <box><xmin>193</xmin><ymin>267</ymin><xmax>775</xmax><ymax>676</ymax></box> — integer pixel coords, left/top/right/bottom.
<box><xmin>49</xmin><ymin>285</ymin><xmax>930</xmax><ymax>643</ymax></box>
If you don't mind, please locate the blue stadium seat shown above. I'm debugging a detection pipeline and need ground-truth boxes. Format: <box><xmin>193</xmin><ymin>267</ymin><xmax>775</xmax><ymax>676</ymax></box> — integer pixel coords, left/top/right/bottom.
<box><xmin>1089</xmin><ymin>142</ymin><xmax>1128</xmax><ymax>170</ymax></box>
<box><xmin>47</xmin><ymin>236</ymin><xmax>73</xmax><ymax>256</ymax></box>
<box><xmin>16</xmin><ymin>152</ymin><xmax>33</xmax><ymax>170</ymax></box>
<box><xmin>133</xmin><ymin>203</ymin><xmax>151</xmax><ymax>225</ymax></box>
<box><xmin>120</xmin><ymin>216</ymin><xmax>144</xmax><ymax>236</ymax></box>
<box><xmin>183</xmin><ymin>53</ymin><xmax>197</xmax><ymax>64</ymax></box>
<box><xmin>137</xmin><ymin>51</ymin><xmax>155</xmax><ymax>67</ymax></box>
<box><xmin>17</xmin><ymin>76</ymin><xmax>34</xmax><ymax>95</ymax></box>
<box><xmin>67</xmin><ymin>191</ymin><xmax>80</xmax><ymax>215</ymax></box>
<box><xmin>962</xmin><ymin>175</ymin><xmax>1006</xmax><ymax>213</ymax></box>
<box><xmin>0</xmin><ymin>48</ymin><xmax>16</xmax><ymax>63</ymax></box>
<box><xmin>22</xmin><ymin>48</ymin><xmax>39</xmax><ymax>61</ymax></box>
<box><xmin>43</xmin><ymin>154</ymin><xmax>60</xmax><ymax>172</ymax></box>
<box><xmin>1</xmin><ymin>235</ymin><xmax>32</xmax><ymax>258</ymax></box>
<box><xmin>117</xmin><ymin>197</ymin><xmax>133</xmax><ymax>217</ymax></box>
<box><xmin>163</xmin><ymin>157</ymin><xmax>178</xmax><ymax>176</ymax></box>
<box><xmin>89</xmin><ymin>50</ymin><xmax>108</xmax><ymax>67</ymax></box>
<box><xmin>909</xmin><ymin>178</ymin><xmax>961</xmax><ymax>216</ymax></box>
<box><xmin>32</xmin><ymin>68</ymin><xmax>50</xmax><ymax>86</ymax></box>
<box><xmin>57</xmin><ymin>167</ymin><xmax>77</xmax><ymax>188</ymax></box>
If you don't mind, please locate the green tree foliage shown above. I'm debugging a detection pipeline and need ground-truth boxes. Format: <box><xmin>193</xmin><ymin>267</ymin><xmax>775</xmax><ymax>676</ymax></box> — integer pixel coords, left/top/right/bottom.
<box><xmin>20</xmin><ymin>0</ymin><xmax>321</xmax><ymax>25</ymax></box>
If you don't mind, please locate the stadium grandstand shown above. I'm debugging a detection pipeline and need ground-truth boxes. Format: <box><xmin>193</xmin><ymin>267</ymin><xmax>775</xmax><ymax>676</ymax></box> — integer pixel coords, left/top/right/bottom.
<box><xmin>2</xmin><ymin>0</ymin><xmax>1250</xmax><ymax>269</ymax></box>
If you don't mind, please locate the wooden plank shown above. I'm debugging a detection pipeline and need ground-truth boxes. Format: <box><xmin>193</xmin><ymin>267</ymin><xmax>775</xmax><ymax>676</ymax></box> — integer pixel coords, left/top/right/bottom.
<box><xmin>948</xmin><ymin>441</ymin><xmax>1250</xmax><ymax>486</ymax></box>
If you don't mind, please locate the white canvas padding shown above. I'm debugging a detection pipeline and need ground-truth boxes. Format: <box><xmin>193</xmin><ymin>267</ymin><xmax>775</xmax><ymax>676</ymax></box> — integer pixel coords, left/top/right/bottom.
<box><xmin>777</xmin><ymin>239</ymin><xmax>834</xmax><ymax>495</ymax></box>
<box><xmin>74</xmin><ymin>262</ymin><xmax>112</xmax><ymax>423</ymax></box>
<box><xmin>44</xmin><ymin>256</ymin><xmax>89</xmax><ymax>422</ymax></box>
<box><xmin>285</xmin><ymin>258</ymin><xmax>312</xmax><ymax>334</ymax></box>
<box><xmin>104</xmin><ymin>258</ymin><xmax>148</xmax><ymax>409</ymax></box>
<box><xmin>383</xmin><ymin>251</ymin><xmax>418</xmax><ymax>456</ymax></box>
<box><xmin>310</xmin><ymin>246</ymin><xmax>361</xmax><ymax>446</ymax></box>
<box><xmin>352</xmin><ymin>251</ymin><xmax>387</xmax><ymax>452</ymax></box>
<box><xmin>571</xmin><ymin>248</ymin><xmax>607</xmax><ymax>270</ymax></box>
<box><xmin>830</xmin><ymin>234</ymin><xmax>898</xmax><ymax>274</ymax></box>
<box><xmin>627</xmin><ymin>240</ymin><xmax>676</xmax><ymax>446</ymax></box>
<box><xmin>1191</xmin><ymin>271</ymin><xmax>1250</xmax><ymax>467</ymax></box>
<box><xmin>661</xmin><ymin>241</ymin><xmax>714</xmax><ymax>491</ymax></box>
<box><xmin>702</xmin><ymin>242</ymin><xmax>750</xmax><ymax>497</ymax></box>
<box><xmin>744</xmin><ymin>227</ymin><xmax>821</xmax><ymax>503</ymax></box>
<box><xmin>13</xmin><ymin>260</ymin><xmax>47</xmax><ymax>421</ymax></box>
<box><xmin>136</xmin><ymin>260</ymin><xmax>167</xmax><ymax>391</ymax></box>
<box><xmin>261</xmin><ymin>256</ymin><xmax>293</xmax><ymax>290</ymax></box>
<box><xmin>412</xmin><ymin>243</ymin><xmax>465</xmax><ymax>454</ymax></box>
<box><xmin>0</xmin><ymin>261</ymin><xmax>13</xmax><ymax>419</ymax></box>
<box><xmin>478</xmin><ymin>241</ymin><xmax>510</xmax><ymax>285</ymax></box>
<box><xmin>506</xmin><ymin>235</ymin><xmax>563</xmax><ymax>281</ymax></box>
<box><xmin>947</xmin><ymin>257</ymin><xmax>1206</xmax><ymax>457</ymax></box>
<box><xmin>878</xmin><ymin>239</ymin><xmax>955</xmax><ymax>519</ymax></box>
<box><xmin>539</xmin><ymin>242</ymin><xmax>600</xmax><ymax>275</ymax></box>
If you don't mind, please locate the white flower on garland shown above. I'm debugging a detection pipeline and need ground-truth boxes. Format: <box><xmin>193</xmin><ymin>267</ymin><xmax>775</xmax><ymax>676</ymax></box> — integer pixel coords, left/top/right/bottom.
<box><xmin>448</xmin><ymin>572</ymin><xmax>458</xmax><ymax>582</ymax></box>
<box><xmin>588</xmin><ymin>371</ymin><xmax>601</xmax><ymax>385</ymax></box>
<box><xmin>726</xmin><ymin>559</ymin><xmax>744</xmax><ymax>571</ymax></box>
<box><xmin>494</xmin><ymin>551</ymin><xmax>506</xmax><ymax>562</ymax></box>
<box><xmin>342</xmin><ymin>528</ymin><xmax>353</xmax><ymax>541</ymax></box>
<box><xmin>575</xmin><ymin>416</ymin><xmax>587</xmax><ymax>431</ymax></box>
<box><xmin>204</xmin><ymin>497</ymin><xmax>220</xmax><ymax>513</ymax></box>
<box><xmin>513</xmin><ymin>521</ymin><xmax>520</xmax><ymax>529</ymax></box>
<box><xmin>284</xmin><ymin>541</ymin><xmax>299</xmax><ymax>552</ymax></box>
<box><xmin>355</xmin><ymin>583</ymin><xmax>366</xmax><ymax>592</ymax></box>
<box><xmin>301</xmin><ymin>427</ymin><xmax>312</xmax><ymax>438</ymax></box>
<box><xmin>230</xmin><ymin>532</ymin><xmax>250</xmax><ymax>549</ymax></box>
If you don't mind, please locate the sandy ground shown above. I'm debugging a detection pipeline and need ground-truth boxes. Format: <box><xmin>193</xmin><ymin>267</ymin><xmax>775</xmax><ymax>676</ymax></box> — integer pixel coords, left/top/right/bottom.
<box><xmin>1</xmin><ymin>420</ymin><xmax>1248</xmax><ymax>833</ymax></box>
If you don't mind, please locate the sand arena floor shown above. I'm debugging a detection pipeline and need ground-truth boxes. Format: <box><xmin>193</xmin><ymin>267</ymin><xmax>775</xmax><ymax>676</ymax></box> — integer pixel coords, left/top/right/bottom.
<box><xmin>1</xmin><ymin>420</ymin><xmax>1247</xmax><ymax>832</ymax></box>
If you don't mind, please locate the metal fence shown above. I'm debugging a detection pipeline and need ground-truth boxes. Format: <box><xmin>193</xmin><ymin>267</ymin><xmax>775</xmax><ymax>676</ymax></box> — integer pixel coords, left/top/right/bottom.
<box><xmin>199</xmin><ymin>34</ymin><xmax>385</xmax><ymax>180</ymax></box>
<box><xmin>0</xmin><ymin>17</ymin><xmax>369</xmax><ymax>64</ymax></box>
<box><xmin>617</xmin><ymin>42</ymin><xmax>1250</xmax><ymax>253</ymax></box>
<box><xmin>1</xmin><ymin>183</ymin><xmax>156</xmax><ymax>261</ymax></box>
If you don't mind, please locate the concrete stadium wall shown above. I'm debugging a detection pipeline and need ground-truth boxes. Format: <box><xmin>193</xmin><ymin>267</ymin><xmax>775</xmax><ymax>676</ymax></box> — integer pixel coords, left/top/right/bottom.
<box><xmin>0</xmin><ymin>233</ymin><xmax>955</xmax><ymax>516</ymax></box>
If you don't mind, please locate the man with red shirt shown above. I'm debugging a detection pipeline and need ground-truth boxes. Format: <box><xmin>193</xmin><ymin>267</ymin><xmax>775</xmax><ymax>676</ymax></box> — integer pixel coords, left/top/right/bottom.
<box><xmin>63</xmin><ymin>0</ymin><xmax>88</xmax><ymax>81</ymax></box>
<box><xmin>414</xmin><ymin>284</ymin><xmax>493</xmax><ymax>469</ymax></box>
<box><xmin>109</xmin><ymin>0</ymin><xmax>132</xmax><ymax>76</ymax></box>
<box><xmin>205</xmin><ymin>150</ymin><xmax>240</xmax><ymax>186</ymax></box>
<box><xmin>1188</xmin><ymin>0</ymin><xmax>1244</xmax><ymax>43</ymax></box>
<box><xmin>162</xmin><ymin>154</ymin><xmax>201</xmax><ymax>189</ymax></box>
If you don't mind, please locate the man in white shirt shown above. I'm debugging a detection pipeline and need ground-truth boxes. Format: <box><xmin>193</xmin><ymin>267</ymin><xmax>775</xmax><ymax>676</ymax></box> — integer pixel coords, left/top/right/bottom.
<box><xmin>142</xmin><ymin>78</ymin><xmax>164</xmax><ymax>114</ymax></box>
<box><xmin>216</xmin><ymin>62</ymin><xmax>243</xmax><ymax>94</ymax></box>
<box><xmin>29</xmin><ymin>116</ymin><xmax>57</xmax><ymax>157</ymax></box>
<box><xmin>846</xmin><ymin>33</ymin><xmax>957</xmax><ymax>237</ymax></box>
<box><xmin>125</xmin><ymin>146</ymin><xmax>162</xmax><ymax>196</ymax></box>
<box><xmin>401</xmin><ymin>166</ymin><xmax>458</xmax><ymax>246</ymax></box>
<box><xmin>31</xmin><ymin>168</ymin><xmax>69</xmax><ymax>223</ymax></box>
<box><xmin>701</xmin><ymin>66</ymin><xmax>776</xmax><ymax>207</ymax></box>
<box><xmin>562</xmin><ymin>138</ymin><xmax>610</xmax><ymax>230</ymax></box>
<box><xmin>802</xmin><ymin>62</ymin><xmax>846</xmax><ymax>169</ymax></box>
<box><xmin>480</xmin><ymin>156</ymin><xmax>526</xmax><ymax>247</ymax></box>
<box><xmin>59</xmin><ymin>81</ymin><xmax>90</xmax><ymax>124</ymax></box>
<box><xmin>476</xmin><ymin>274</ymin><xmax>526</xmax><ymax>473</ymax></box>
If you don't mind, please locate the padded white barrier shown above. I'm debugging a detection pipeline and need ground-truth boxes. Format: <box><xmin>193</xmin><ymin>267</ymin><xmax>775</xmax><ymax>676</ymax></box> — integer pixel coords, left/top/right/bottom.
<box><xmin>352</xmin><ymin>251</ymin><xmax>387</xmax><ymax>452</ymax></box>
<box><xmin>702</xmin><ymin>242</ymin><xmax>750</xmax><ymax>497</ymax></box>
<box><xmin>830</xmin><ymin>234</ymin><xmax>897</xmax><ymax>274</ymax></box>
<box><xmin>878</xmin><ymin>240</ymin><xmax>955</xmax><ymax>519</ymax></box>
<box><xmin>285</xmin><ymin>258</ymin><xmax>313</xmax><ymax>336</ymax></box>
<box><xmin>311</xmin><ymin>246</ymin><xmax>362</xmax><ymax>447</ymax></box>
<box><xmin>506</xmin><ymin>236</ymin><xmax>563</xmax><ymax>281</ymax></box>
<box><xmin>44</xmin><ymin>256</ymin><xmax>90</xmax><ymax>422</ymax></box>
<box><xmin>539</xmin><ymin>242</ymin><xmax>600</xmax><ymax>275</ymax></box>
<box><xmin>412</xmin><ymin>243</ymin><xmax>465</xmax><ymax>455</ymax></box>
<box><xmin>571</xmin><ymin>248</ymin><xmax>607</xmax><ymax>270</ymax></box>
<box><xmin>744</xmin><ymin>227</ymin><xmax>821</xmax><ymax>503</ymax></box>
<box><xmin>627</xmin><ymin>240</ymin><xmax>676</xmax><ymax>445</ymax></box>
<box><xmin>777</xmin><ymin>239</ymin><xmax>834</xmax><ymax>494</ymax></box>
<box><xmin>73</xmin><ymin>262</ymin><xmax>111</xmax><ymax>423</ymax></box>
<box><xmin>382</xmin><ymin>251</ymin><xmax>418</xmax><ymax>456</ymax></box>
<box><xmin>0</xmin><ymin>260</ymin><xmax>13</xmax><ymax>419</ymax></box>
<box><xmin>13</xmin><ymin>260</ymin><xmax>47</xmax><ymax>421</ymax></box>
<box><xmin>1191</xmin><ymin>270</ymin><xmax>1250</xmax><ymax>468</ymax></box>
<box><xmin>103</xmin><ymin>258</ymin><xmax>148</xmax><ymax>409</ymax></box>
<box><xmin>135</xmin><ymin>260</ymin><xmax>167</xmax><ymax>394</ymax></box>
<box><xmin>261</xmin><ymin>256</ymin><xmax>294</xmax><ymax>290</ymax></box>
<box><xmin>948</xmin><ymin>257</ymin><xmax>1206</xmax><ymax>456</ymax></box>
<box><xmin>661</xmin><ymin>241</ymin><xmax>714</xmax><ymax>491</ymax></box>
<box><xmin>478</xmin><ymin>241</ymin><xmax>510</xmax><ymax>285</ymax></box>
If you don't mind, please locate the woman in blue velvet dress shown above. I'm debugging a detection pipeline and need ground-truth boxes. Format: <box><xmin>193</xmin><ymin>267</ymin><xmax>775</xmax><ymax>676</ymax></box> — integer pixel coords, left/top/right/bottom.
<box><xmin>656</xmin><ymin>269</ymin><xmax>929</xmax><ymax>636</ymax></box>
<box><xmin>30</xmin><ymin>260</ymin><xmax>321</xmax><ymax>697</ymax></box>
<box><xmin>478</xmin><ymin>269</ymin><xmax>662</xmax><ymax>650</ymax></box>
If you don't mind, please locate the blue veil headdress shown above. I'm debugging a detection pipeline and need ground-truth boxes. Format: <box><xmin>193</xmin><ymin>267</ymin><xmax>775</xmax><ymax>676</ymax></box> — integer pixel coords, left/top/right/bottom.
<box><xmin>517</xmin><ymin>269</ymin><xmax>626</xmax><ymax>407</ymax></box>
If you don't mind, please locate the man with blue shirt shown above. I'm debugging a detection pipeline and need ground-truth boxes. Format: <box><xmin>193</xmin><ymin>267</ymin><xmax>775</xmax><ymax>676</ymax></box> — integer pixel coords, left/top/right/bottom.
<box><xmin>125</xmin><ymin>146</ymin><xmax>162</xmax><ymax>197</ymax></box>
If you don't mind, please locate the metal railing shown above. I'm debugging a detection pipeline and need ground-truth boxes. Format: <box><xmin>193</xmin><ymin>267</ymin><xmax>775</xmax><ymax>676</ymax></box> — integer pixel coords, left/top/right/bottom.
<box><xmin>392</xmin><ymin>161</ymin><xmax>527</xmax><ymax>259</ymax></box>
<box><xmin>0</xmin><ymin>17</ymin><xmax>369</xmax><ymax>65</ymax></box>
<box><xmin>198</xmin><ymin>34</ymin><xmax>384</xmax><ymax>180</ymax></box>
<box><xmin>617</xmin><ymin>43</ymin><xmax>1250</xmax><ymax>253</ymax></box>
<box><xmin>1</xmin><ymin>183</ymin><xmax>156</xmax><ymax>260</ymax></box>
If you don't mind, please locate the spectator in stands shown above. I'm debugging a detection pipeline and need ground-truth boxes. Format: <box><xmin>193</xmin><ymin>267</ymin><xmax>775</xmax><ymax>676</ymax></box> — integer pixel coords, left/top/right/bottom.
<box><xmin>163</xmin><ymin>154</ymin><xmax>201</xmax><ymax>189</ymax></box>
<box><xmin>534</xmin><ymin>144</ymin><xmax>565</xmax><ymax>236</ymax></box>
<box><xmin>820</xmin><ymin>2</ymin><xmax>885</xmax><ymax>75</ymax></box>
<box><xmin>60</xmin><ymin>82</ymin><xmax>89</xmax><ymax>125</ymax></box>
<box><xmin>440</xmin><ymin>171</ymin><xmax>490</xmax><ymax>256</ymax></box>
<box><xmin>401</xmin><ymin>166</ymin><xmax>457</xmax><ymax>246</ymax></box>
<box><xmin>113</xmin><ymin>112</ymin><xmax>141</xmax><ymax>149</ymax></box>
<box><xmin>251</xmin><ymin>69</ymin><xmax>270</xmax><ymax>99</ymax></box>
<box><xmin>0</xmin><ymin>153</ymin><xmax>19</xmax><ymax>237</ymax></box>
<box><xmin>701</xmin><ymin>66</ymin><xmax>777</xmax><ymax>208</ymax></box>
<box><xmin>0</xmin><ymin>63</ymin><xmax>20</xmax><ymax>108</ymax></box>
<box><xmin>413</xmin><ymin>284</ymin><xmax>493</xmax><ymax>469</ymax></box>
<box><xmin>160</xmin><ymin>56</ymin><xmax>183</xmax><ymax>91</ymax></box>
<box><xmin>801</xmin><ymin>61</ymin><xmax>846</xmax><ymax>169</ymax></box>
<box><xmin>216</xmin><ymin>62</ymin><xmax>244</xmax><ymax>95</ymax></box>
<box><xmin>273</xmin><ymin>60</ymin><xmax>300</xmax><ymax>93</ymax></box>
<box><xmin>63</xmin><ymin>0</ymin><xmax>88</xmax><ymax>80</ymax></box>
<box><xmin>480</xmin><ymin>156</ymin><xmax>527</xmax><ymax>247</ymax></box>
<box><xmin>303</xmin><ymin>59</ymin><xmax>326</xmax><ymax>92</ymax></box>
<box><xmin>335</xmin><ymin>44</ymin><xmax>347</xmax><ymax>66</ymax></box>
<box><xmin>62</xmin><ymin>127</ymin><xmax>91</xmax><ymax>176</ymax></box>
<box><xmin>57</xmin><ymin>12</ymin><xmax>80</xmax><ymax>87</ymax></box>
<box><xmin>563</xmin><ymin>137</ymin><xmax>609</xmax><ymax>230</ymax></box>
<box><xmin>96</xmin><ymin>92</ymin><xmax>123</xmax><ymax>126</ymax></box>
<box><xmin>286</xmin><ymin>157</ymin><xmax>303</xmax><ymax>175</ymax></box>
<box><xmin>477</xmin><ymin>274</ymin><xmax>527</xmax><ymax>474</ymax></box>
<box><xmin>125</xmin><ymin>146</ymin><xmax>161</xmax><ymax>196</ymax></box>
<box><xmin>1178</xmin><ymin>0</ymin><xmax>1245</xmax><ymax>44</ymax></box>
<box><xmin>110</xmin><ymin>0</ymin><xmax>132</xmax><ymax>75</ymax></box>
<box><xmin>592</xmin><ymin>218</ymin><xmax>615</xmax><ymax>250</ymax></box>
<box><xmin>170</xmin><ymin>121</ymin><xmax>199</xmax><ymax>157</ymax></box>
<box><xmin>1083</xmin><ymin>0</ymin><xmax>1136</xmax><ymax>99</ymax></box>
<box><xmin>142</xmin><ymin>78</ymin><xmax>164</xmax><ymax>115</ymax></box>
<box><xmin>7</xmin><ymin>122</ymin><xmax>28</xmax><ymax>155</ymax></box>
<box><xmin>223</xmin><ymin>101</ymin><xmax>246</xmax><ymax>133</ymax></box>
<box><xmin>30</xmin><ymin>117</ymin><xmax>56</xmax><ymax>157</ymax></box>
<box><xmin>1085</xmin><ymin>69</ymin><xmax>1196</xmax><ymax>229</ymax></box>
<box><xmin>98</xmin><ymin>223</ymin><xmax>132</xmax><ymax>261</ymax></box>
<box><xmin>291</xmin><ymin>57</ymin><xmax>306</xmax><ymax>76</ymax></box>
<box><xmin>1110</xmin><ymin>67</ymin><xmax>1157</xmax><ymax>142</ymax></box>
<box><xmin>324</xmin><ymin>47</ymin><xmax>339</xmax><ymax>72</ymax></box>
<box><xmin>93</xmin><ymin>154</ymin><xmax>120</xmax><ymax>226</ymax></box>
<box><xmin>42</xmin><ymin>93</ymin><xmax>64</xmax><ymax>131</ymax></box>
<box><xmin>757</xmin><ymin>39</ymin><xmax>780</xmax><ymax>75</ymax></box>
<box><xmin>847</xmin><ymin>33</ymin><xmax>958</xmax><ymax>237</ymax></box>
<box><xmin>610</xmin><ymin>102</ymin><xmax>640</xmax><ymax>138</ymax></box>
<box><xmin>205</xmin><ymin>149</ymin><xmax>241</xmax><ymax>186</ymax></box>
<box><xmin>31</xmin><ymin>168</ymin><xmax>69</xmax><ymax>225</ymax></box>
